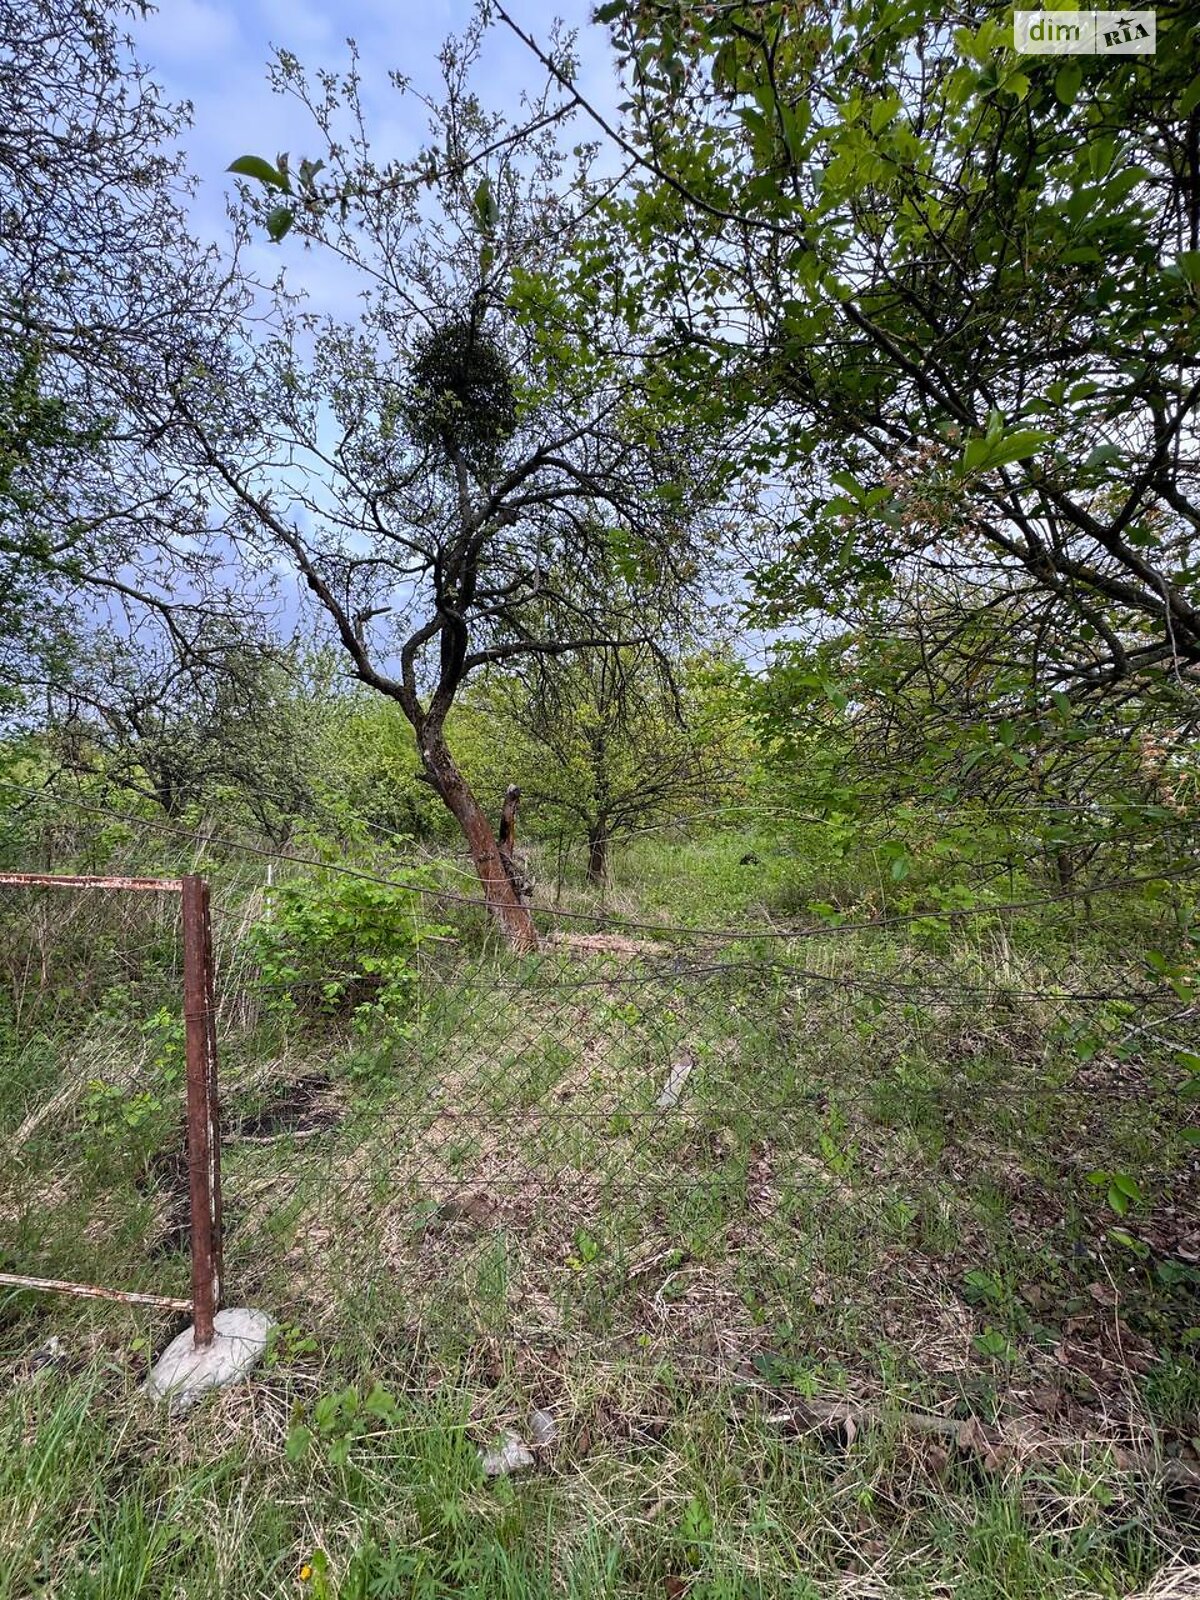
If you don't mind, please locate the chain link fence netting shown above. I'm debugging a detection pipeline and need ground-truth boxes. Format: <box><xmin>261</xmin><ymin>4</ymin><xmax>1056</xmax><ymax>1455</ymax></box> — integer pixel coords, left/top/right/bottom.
<box><xmin>0</xmin><ymin>812</ymin><xmax>1196</xmax><ymax>1476</ymax></box>
<box><xmin>202</xmin><ymin>873</ymin><xmax>1199</xmax><ymax>1464</ymax></box>
<box><xmin>0</xmin><ymin>873</ymin><xmax>221</xmax><ymax>1348</ymax></box>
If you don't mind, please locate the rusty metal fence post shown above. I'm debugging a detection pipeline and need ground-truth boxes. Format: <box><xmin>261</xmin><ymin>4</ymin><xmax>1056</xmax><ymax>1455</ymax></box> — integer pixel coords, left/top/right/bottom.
<box><xmin>181</xmin><ymin>874</ymin><xmax>222</xmax><ymax>1347</ymax></box>
<box><xmin>0</xmin><ymin>872</ymin><xmax>223</xmax><ymax>1347</ymax></box>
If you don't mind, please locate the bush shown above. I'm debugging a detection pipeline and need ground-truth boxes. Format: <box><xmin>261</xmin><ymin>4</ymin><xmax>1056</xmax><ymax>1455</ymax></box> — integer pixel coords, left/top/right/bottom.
<box><xmin>247</xmin><ymin>873</ymin><xmax>447</xmax><ymax>1038</ymax></box>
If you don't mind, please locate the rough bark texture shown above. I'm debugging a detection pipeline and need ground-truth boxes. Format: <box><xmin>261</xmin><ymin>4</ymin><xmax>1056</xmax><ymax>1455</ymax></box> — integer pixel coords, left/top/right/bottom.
<box><xmin>586</xmin><ymin>824</ymin><xmax>609</xmax><ymax>885</ymax></box>
<box><xmin>499</xmin><ymin>784</ymin><xmax>520</xmax><ymax>854</ymax></box>
<box><xmin>422</xmin><ymin>741</ymin><xmax>537</xmax><ymax>951</ymax></box>
<box><xmin>498</xmin><ymin>784</ymin><xmax>534</xmax><ymax>907</ymax></box>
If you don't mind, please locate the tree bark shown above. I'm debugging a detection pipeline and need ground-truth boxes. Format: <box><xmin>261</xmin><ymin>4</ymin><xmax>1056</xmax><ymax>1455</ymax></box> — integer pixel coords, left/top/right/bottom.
<box><xmin>586</xmin><ymin>823</ymin><xmax>609</xmax><ymax>885</ymax></box>
<box><xmin>499</xmin><ymin>784</ymin><xmax>520</xmax><ymax>854</ymax></box>
<box><xmin>498</xmin><ymin>784</ymin><xmax>533</xmax><ymax>906</ymax></box>
<box><xmin>421</xmin><ymin>737</ymin><xmax>538</xmax><ymax>951</ymax></box>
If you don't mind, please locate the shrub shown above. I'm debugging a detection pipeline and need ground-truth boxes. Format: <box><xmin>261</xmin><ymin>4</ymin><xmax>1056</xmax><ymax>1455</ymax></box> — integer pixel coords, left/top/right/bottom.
<box><xmin>246</xmin><ymin>874</ymin><xmax>447</xmax><ymax>1037</ymax></box>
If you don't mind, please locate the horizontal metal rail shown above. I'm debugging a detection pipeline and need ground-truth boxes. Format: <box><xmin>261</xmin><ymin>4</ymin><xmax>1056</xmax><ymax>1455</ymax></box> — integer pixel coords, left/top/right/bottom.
<box><xmin>0</xmin><ymin>1271</ymin><xmax>192</xmax><ymax>1312</ymax></box>
<box><xmin>0</xmin><ymin>873</ymin><xmax>183</xmax><ymax>892</ymax></box>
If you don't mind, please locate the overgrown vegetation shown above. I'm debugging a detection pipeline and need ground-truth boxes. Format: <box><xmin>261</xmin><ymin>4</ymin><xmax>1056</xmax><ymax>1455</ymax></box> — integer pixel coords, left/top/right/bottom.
<box><xmin>0</xmin><ymin>815</ymin><xmax>1196</xmax><ymax>1598</ymax></box>
<box><xmin>1</xmin><ymin>0</ymin><xmax>1198</xmax><ymax>1595</ymax></box>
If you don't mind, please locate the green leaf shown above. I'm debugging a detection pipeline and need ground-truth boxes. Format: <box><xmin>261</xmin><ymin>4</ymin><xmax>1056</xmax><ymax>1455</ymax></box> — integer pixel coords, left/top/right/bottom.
<box><xmin>974</xmin><ymin>1327</ymin><xmax>1015</xmax><ymax>1360</ymax></box>
<box><xmin>680</xmin><ymin>1496</ymin><xmax>714</xmax><ymax>1543</ymax></box>
<box><xmin>1108</xmin><ymin>1228</ymin><xmax>1149</xmax><ymax>1259</ymax></box>
<box><xmin>870</xmin><ymin>97</ymin><xmax>899</xmax><ymax>135</ymax></box>
<box><xmin>285</xmin><ymin>1424</ymin><xmax>313</xmax><ymax>1461</ymax></box>
<box><xmin>594</xmin><ymin>0</ymin><xmax>626</xmax><ymax>21</ymax></box>
<box><xmin>1177</xmin><ymin>251</ymin><xmax>1200</xmax><ymax>287</ymax></box>
<box><xmin>964</xmin><ymin>1267</ymin><xmax>1003</xmax><ymax>1302</ymax></box>
<box><xmin>266</xmin><ymin>206</ymin><xmax>295</xmax><ymax>243</ymax></box>
<box><xmin>780</xmin><ymin>101</ymin><xmax>811</xmax><ymax>161</ymax></box>
<box><xmin>228</xmin><ymin>155</ymin><xmax>289</xmax><ymax>192</ymax></box>
<box><xmin>1088</xmin><ymin>137</ymin><xmax>1117</xmax><ymax>181</ymax></box>
<box><xmin>962</xmin><ymin>428</ymin><xmax>1050</xmax><ymax>475</ymax></box>
<box><xmin>473</xmin><ymin>176</ymin><xmax>500</xmax><ymax>231</ymax></box>
<box><xmin>1006</xmin><ymin>71</ymin><xmax>1030</xmax><ymax>102</ymax></box>
<box><xmin>990</xmin><ymin>429</ymin><xmax>1049</xmax><ymax>467</ymax></box>
<box><xmin>1055</xmin><ymin>61</ymin><xmax>1083</xmax><ymax>106</ymax></box>
<box><xmin>1178</xmin><ymin>76</ymin><xmax>1200</xmax><ymax>118</ymax></box>
<box><xmin>829</xmin><ymin>469</ymin><xmax>864</xmax><ymax>498</ymax></box>
<box><xmin>1085</xmin><ymin>444</ymin><xmax>1123</xmax><ymax>469</ymax></box>
<box><xmin>363</xmin><ymin>1383</ymin><xmax>399</xmax><ymax>1419</ymax></box>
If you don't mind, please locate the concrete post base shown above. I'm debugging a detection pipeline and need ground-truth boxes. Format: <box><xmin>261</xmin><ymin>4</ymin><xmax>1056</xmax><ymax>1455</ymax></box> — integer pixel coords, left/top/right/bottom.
<box><xmin>146</xmin><ymin>1307</ymin><xmax>274</xmax><ymax>1414</ymax></box>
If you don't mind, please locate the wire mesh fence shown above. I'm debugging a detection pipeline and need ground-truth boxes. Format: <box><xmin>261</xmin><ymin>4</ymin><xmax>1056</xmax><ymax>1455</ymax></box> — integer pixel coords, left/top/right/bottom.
<box><xmin>201</xmin><ymin>883</ymin><xmax>1198</xmax><ymax>1447</ymax></box>
<box><xmin>0</xmin><ymin>816</ymin><xmax>1196</xmax><ymax>1472</ymax></box>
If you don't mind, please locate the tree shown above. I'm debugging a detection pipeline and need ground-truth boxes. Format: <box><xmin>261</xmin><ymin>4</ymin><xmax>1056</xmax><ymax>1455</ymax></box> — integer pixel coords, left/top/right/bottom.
<box><xmin>503</xmin><ymin>2</ymin><xmax>1200</xmax><ymax>746</ymax></box>
<box><xmin>750</xmin><ymin>586</ymin><xmax>1198</xmax><ymax>896</ymax></box>
<box><xmin>0</xmin><ymin>0</ymin><xmax>248</xmax><ymax>713</ymax></box>
<box><xmin>477</xmin><ymin>644</ymin><xmax>744</xmax><ymax>883</ymax></box>
<box><xmin>206</xmin><ymin>19</ymin><xmax>736</xmax><ymax>948</ymax></box>
<box><xmin>48</xmin><ymin>626</ymin><xmax>324</xmax><ymax>844</ymax></box>
<box><xmin>310</xmin><ymin>690</ymin><xmax>454</xmax><ymax>848</ymax></box>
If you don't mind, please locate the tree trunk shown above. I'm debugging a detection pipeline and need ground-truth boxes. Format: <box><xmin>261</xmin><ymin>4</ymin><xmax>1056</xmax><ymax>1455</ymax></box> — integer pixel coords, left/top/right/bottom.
<box><xmin>498</xmin><ymin>784</ymin><xmax>533</xmax><ymax>905</ymax></box>
<box><xmin>498</xmin><ymin>784</ymin><xmax>521</xmax><ymax>859</ymax></box>
<box><xmin>421</xmin><ymin>737</ymin><xmax>538</xmax><ymax>951</ymax></box>
<box><xmin>586</xmin><ymin>823</ymin><xmax>609</xmax><ymax>885</ymax></box>
<box><xmin>1054</xmin><ymin>846</ymin><xmax>1075</xmax><ymax>891</ymax></box>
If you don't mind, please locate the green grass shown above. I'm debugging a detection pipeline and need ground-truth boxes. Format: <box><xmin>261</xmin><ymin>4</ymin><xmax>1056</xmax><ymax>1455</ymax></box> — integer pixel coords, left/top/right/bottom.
<box><xmin>0</xmin><ymin>833</ymin><xmax>1197</xmax><ymax>1597</ymax></box>
<box><xmin>0</xmin><ymin>1350</ymin><xmax>1190</xmax><ymax>1599</ymax></box>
